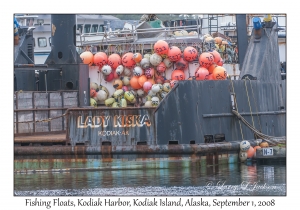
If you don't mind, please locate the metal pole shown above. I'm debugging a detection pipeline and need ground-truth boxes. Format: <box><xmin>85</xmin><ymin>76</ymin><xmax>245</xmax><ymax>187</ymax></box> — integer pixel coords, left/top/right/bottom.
<box><xmin>45</xmin><ymin>71</ymin><xmax>47</xmax><ymax>93</ymax></box>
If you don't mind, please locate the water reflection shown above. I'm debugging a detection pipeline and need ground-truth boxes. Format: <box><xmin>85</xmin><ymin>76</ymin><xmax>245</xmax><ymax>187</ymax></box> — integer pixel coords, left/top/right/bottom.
<box><xmin>14</xmin><ymin>161</ymin><xmax>286</xmax><ymax>196</ymax></box>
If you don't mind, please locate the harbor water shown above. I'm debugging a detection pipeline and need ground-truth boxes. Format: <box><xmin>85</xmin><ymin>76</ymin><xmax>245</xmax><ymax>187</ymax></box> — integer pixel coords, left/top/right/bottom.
<box><xmin>14</xmin><ymin>161</ymin><xmax>286</xmax><ymax>196</ymax></box>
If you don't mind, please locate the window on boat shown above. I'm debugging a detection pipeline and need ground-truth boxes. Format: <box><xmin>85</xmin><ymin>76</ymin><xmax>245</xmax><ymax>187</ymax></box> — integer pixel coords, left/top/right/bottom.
<box><xmin>91</xmin><ymin>24</ymin><xmax>98</xmax><ymax>33</ymax></box>
<box><xmin>38</xmin><ymin>37</ymin><xmax>47</xmax><ymax>47</ymax></box>
<box><xmin>49</xmin><ymin>37</ymin><xmax>51</xmax><ymax>46</ymax></box>
<box><xmin>84</xmin><ymin>24</ymin><xmax>91</xmax><ymax>33</ymax></box>
<box><xmin>98</xmin><ymin>25</ymin><xmax>104</xmax><ymax>33</ymax></box>
<box><xmin>26</xmin><ymin>18</ymin><xmax>34</xmax><ymax>27</ymax></box>
<box><xmin>77</xmin><ymin>24</ymin><xmax>83</xmax><ymax>33</ymax></box>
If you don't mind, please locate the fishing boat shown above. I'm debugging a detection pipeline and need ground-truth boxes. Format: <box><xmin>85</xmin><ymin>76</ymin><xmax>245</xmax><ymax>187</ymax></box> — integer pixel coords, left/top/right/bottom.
<box><xmin>14</xmin><ymin>14</ymin><xmax>121</xmax><ymax>64</ymax></box>
<box><xmin>13</xmin><ymin>14</ymin><xmax>286</xmax><ymax>173</ymax></box>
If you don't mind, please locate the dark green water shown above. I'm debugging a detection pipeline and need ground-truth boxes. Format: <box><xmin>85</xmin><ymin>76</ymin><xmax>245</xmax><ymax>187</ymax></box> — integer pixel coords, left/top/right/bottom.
<box><xmin>14</xmin><ymin>162</ymin><xmax>286</xmax><ymax>196</ymax></box>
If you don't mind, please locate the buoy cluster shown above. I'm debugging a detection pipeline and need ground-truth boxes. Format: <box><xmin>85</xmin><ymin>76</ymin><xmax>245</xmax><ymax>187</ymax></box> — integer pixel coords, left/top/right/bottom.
<box><xmin>239</xmin><ymin>140</ymin><xmax>269</xmax><ymax>162</ymax></box>
<box><xmin>80</xmin><ymin>39</ymin><xmax>228</xmax><ymax>108</ymax></box>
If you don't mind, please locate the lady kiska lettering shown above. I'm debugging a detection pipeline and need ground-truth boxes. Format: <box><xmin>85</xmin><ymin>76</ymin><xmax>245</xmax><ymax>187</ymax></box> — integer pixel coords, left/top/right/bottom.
<box><xmin>77</xmin><ymin>115</ymin><xmax>151</xmax><ymax>128</ymax></box>
<box><xmin>113</xmin><ymin>115</ymin><xmax>151</xmax><ymax>127</ymax></box>
<box><xmin>77</xmin><ymin>116</ymin><xmax>110</xmax><ymax>128</ymax></box>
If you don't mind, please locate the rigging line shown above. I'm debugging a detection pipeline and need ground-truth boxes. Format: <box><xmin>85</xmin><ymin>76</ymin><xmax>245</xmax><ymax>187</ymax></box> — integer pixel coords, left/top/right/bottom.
<box><xmin>231</xmin><ymin>110</ymin><xmax>284</xmax><ymax>145</ymax></box>
<box><xmin>244</xmin><ymin>77</ymin><xmax>255</xmax><ymax>128</ymax></box>
<box><xmin>229</xmin><ymin>75</ymin><xmax>244</xmax><ymax>140</ymax></box>
<box><xmin>246</xmin><ymin>77</ymin><xmax>262</xmax><ymax>131</ymax></box>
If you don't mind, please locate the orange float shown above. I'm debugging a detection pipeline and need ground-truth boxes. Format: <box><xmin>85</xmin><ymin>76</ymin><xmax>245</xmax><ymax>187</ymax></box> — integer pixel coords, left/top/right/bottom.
<box><xmin>208</xmin><ymin>63</ymin><xmax>218</xmax><ymax>74</ymax></box>
<box><xmin>108</xmin><ymin>53</ymin><xmax>122</xmax><ymax>70</ymax></box>
<box><xmin>80</xmin><ymin>51</ymin><xmax>94</xmax><ymax>66</ymax></box>
<box><xmin>183</xmin><ymin>46</ymin><xmax>198</xmax><ymax>62</ymax></box>
<box><xmin>130</xmin><ymin>76</ymin><xmax>142</xmax><ymax>89</ymax></box>
<box><xmin>167</xmin><ymin>46</ymin><xmax>182</xmax><ymax>62</ymax></box>
<box><xmin>210</xmin><ymin>50</ymin><xmax>222</xmax><ymax>64</ymax></box>
<box><xmin>138</xmin><ymin>75</ymin><xmax>148</xmax><ymax>87</ymax></box>
<box><xmin>247</xmin><ymin>146</ymin><xmax>255</xmax><ymax>158</ymax></box>
<box><xmin>171</xmin><ymin>69</ymin><xmax>185</xmax><ymax>81</ymax></box>
<box><xmin>90</xmin><ymin>88</ymin><xmax>96</xmax><ymax>97</ymax></box>
<box><xmin>175</xmin><ymin>57</ymin><xmax>188</xmax><ymax>70</ymax></box>
<box><xmin>156</xmin><ymin>62</ymin><xmax>167</xmax><ymax>73</ymax></box>
<box><xmin>199</xmin><ymin>52</ymin><xmax>214</xmax><ymax>68</ymax></box>
<box><xmin>260</xmin><ymin>142</ymin><xmax>269</xmax><ymax>148</ymax></box>
<box><xmin>214</xmin><ymin>37</ymin><xmax>222</xmax><ymax>44</ymax></box>
<box><xmin>154</xmin><ymin>40</ymin><xmax>169</xmax><ymax>55</ymax></box>
<box><xmin>195</xmin><ymin>67</ymin><xmax>209</xmax><ymax>80</ymax></box>
<box><xmin>133</xmin><ymin>52</ymin><xmax>142</xmax><ymax>63</ymax></box>
<box><xmin>93</xmin><ymin>52</ymin><xmax>108</xmax><ymax>68</ymax></box>
<box><xmin>212</xmin><ymin>66</ymin><xmax>227</xmax><ymax>80</ymax></box>
<box><xmin>113</xmin><ymin>79</ymin><xmax>123</xmax><ymax>89</ymax></box>
<box><xmin>122</xmin><ymin>52</ymin><xmax>136</xmax><ymax>68</ymax></box>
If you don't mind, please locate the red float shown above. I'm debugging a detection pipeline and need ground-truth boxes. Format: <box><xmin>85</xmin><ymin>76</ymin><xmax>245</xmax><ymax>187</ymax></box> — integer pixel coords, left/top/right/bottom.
<box><xmin>154</xmin><ymin>40</ymin><xmax>169</xmax><ymax>55</ymax></box>
<box><xmin>199</xmin><ymin>52</ymin><xmax>214</xmax><ymax>68</ymax></box>
<box><xmin>183</xmin><ymin>46</ymin><xmax>198</xmax><ymax>62</ymax></box>
<box><xmin>93</xmin><ymin>52</ymin><xmax>108</xmax><ymax>68</ymax></box>
<box><xmin>195</xmin><ymin>67</ymin><xmax>209</xmax><ymax>80</ymax></box>
<box><xmin>108</xmin><ymin>53</ymin><xmax>122</xmax><ymax>70</ymax></box>
<box><xmin>167</xmin><ymin>46</ymin><xmax>182</xmax><ymax>62</ymax></box>
<box><xmin>210</xmin><ymin>50</ymin><xmax>222</xmax><ymax>64</ymax></box>
<box><xmin>122</xmin><ymin>52</ymin><xmax>136</xmax><ymax>68</ymax></box>
<box><xmin>171</xmin><ymin>69</ymin><xmax>185</xmax><ymax>81</ymax></box>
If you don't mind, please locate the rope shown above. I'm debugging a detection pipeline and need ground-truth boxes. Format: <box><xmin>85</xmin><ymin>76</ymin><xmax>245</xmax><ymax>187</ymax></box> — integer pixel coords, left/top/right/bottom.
<box><xmin>232</xmin><ymin>110</ymin><xmax>285</xmax><ymax>146</ymax></box>
<box><xmin>244</xmin><ymin>78</ymin><xmax>255</xmax><ymax>128</ymax></box>
<box><xmin>229</xmin><ymin>75</ymin><xmax>244</xmax><ymax>140</ymax></box>
<box><xmin>246</xmin><ymin>77</ymin><xmax>262</xmax><ymax>131</ymax></box>
<box><xmin>230</xmin><ymin>76</ymin><xmax>285</xmax><ymax>145</ymax></box>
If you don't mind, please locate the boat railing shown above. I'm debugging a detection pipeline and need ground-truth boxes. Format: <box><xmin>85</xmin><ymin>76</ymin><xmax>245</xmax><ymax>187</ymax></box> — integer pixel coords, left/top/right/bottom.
<box><xmin>76</xmin><ymin>22</ymin><xmax>202</xmax><ymax>47</ymax></box>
